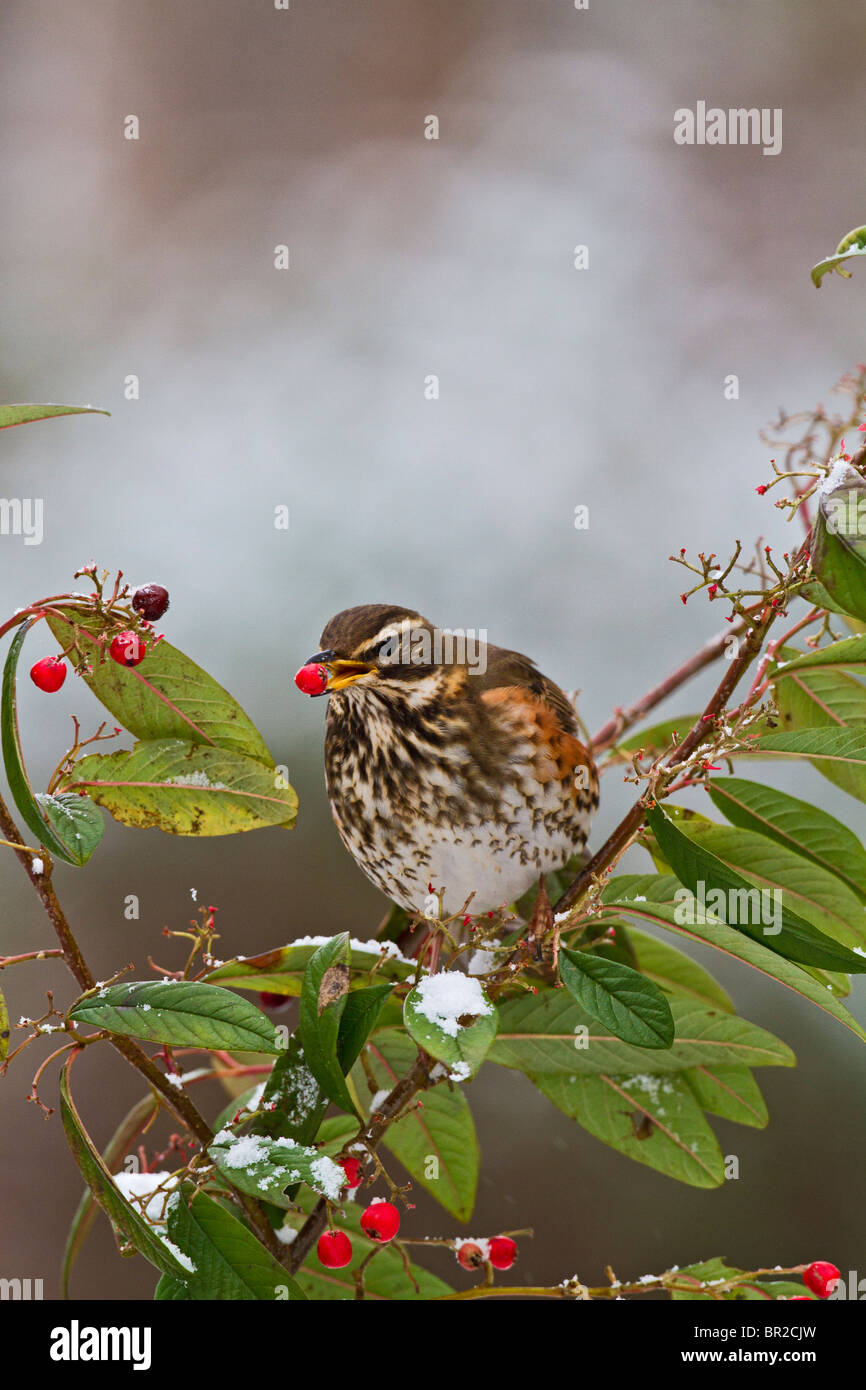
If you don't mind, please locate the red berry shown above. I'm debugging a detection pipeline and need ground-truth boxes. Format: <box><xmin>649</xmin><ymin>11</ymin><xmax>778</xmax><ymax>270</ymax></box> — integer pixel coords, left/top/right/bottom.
<box><xmin>109</xmin><ymin>631</ymin><xmax>146</xmax><ymax>667</ymax></box>
<box><xmin>488</xmin><ymin>1236</ymin><xmax>518</xmax><ymax>1270</ymax></box>
<box><xmin>338</xmin><ymin>1156</ymin><xmax>363</xmax><ymax>1190</ymax></box>
<box><xmin>294</xmin><ymin>663</ymin><xmax>328</xmax><ymax>696</ymax></box>
<box><xmin>258</xmin><ymin>992</ymin><xmax>290</xmax><ymax>1011</ymax></box>
<box><xmin>132</xmin><ymin>583</ymin><xmax>170</xmax><ymax>621</ymax></box>
<box><xmin>360</xmin><ymin>1201</ymin><xmax>400</xmax><ymax>1243</ymax></box>
<box><xmin>456</xmin><ymin>1241</ymin><xmax>484</xmax><ymax>1270</ymax></box>
<box><xmin>316</xmin><ymin>1230</ymin><xmax>353</xmax><ymax>1269</ymax></box>
<box><xmin>803</xmin><ymin>1261</ymin><xmax>841</xmax><ymax>1298</ymax></box>
<box><xmin>29</xmin><ymin>657</ymin><xmax>67</xmax><ymax>693</ymax></box>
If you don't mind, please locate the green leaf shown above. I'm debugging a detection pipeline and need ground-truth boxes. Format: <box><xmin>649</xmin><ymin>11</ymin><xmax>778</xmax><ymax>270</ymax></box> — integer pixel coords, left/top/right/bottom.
<box><xmin>403</xmin><ymin>973</ymin><xmax>498</xmax><ymax>1077</ymax></box>
<box><xmin>45</xmin><ymin>608</ymin><xmax>274</xmax><ymax>762</ymax></box>
<box><xmin>285</xmin><ymin>1190</ymin><xmax>452</xmax><ymax>1300</ymax></box>
<box><xmin>665</xmin><ymin>817</ymin><xmax>866</xmax><ymax>952</ymax></box>
<box><xmin>757</xmin><ymin>727</ymin><xmax>866</xmax><ymax>806</ymax></box>
<box><xmin>811</xmin><ymin>226</ymin><xmax>866</xmax><ymax>286</ymax></box>
<box><xmin>602</xmin><ymin>874</ymin><xmax>866</xmax><ymax>1043</ymax></box>
<box><xmin>1</xmin><ymin>621</ymin><xmax>88</xmax><ymax>864</ymax></box>
<box><xmin>165</xmin><ymin>1184</ymin><xmax>306</xmax><ymax>1300</ymax></box>
<box><xmin>488</xmin><ymin>991</ymin><xmax>793</xmax><ymax>1076</ymax></box>
<box><xmin>58</xmin><ymin>1061</ymin><xmax>188</xmax><ymax>1281</ymax></box>
<box><xmin>337</xmin><ymin>983</ymin><xmax>393</xmax><ymax>1072</ymax></box>
<box><xmin>809</xmin><ymin>475</ymin><xmax>866</xmax><ymax>622</ymax></box>
<box><xmin>736</xmin><ymin>1280</ymin><xmax>811</xmax><ymax>1301</ymax></box>
<box><xmin>203</xmin><ymin>938</ymin><xmax>414</xmax><ymax>996</ymax></box>
<box><xmin>811</xmin><ymin>246</ymin><xmax>866</xmax><ymax>287</ymax></box>
<box><xmin>249</xmin><ymin>1036</ymin><xmax>327</xmax><ymax>1144</ymax></box>
<box><xmin>558</xmin><ymin>947</ymin><xmax>675</xmax><ymax>1049</ymax></box>
<box><xmin>531</xmin><ymin>1071</ymin><xmax>725</xmax><ymax>1188</ymax></box>
<box><xmin>0</xmin><ymin>402</ymin><xmax>109</xmax><ymax>429</ymax></box>
<box><xmin>772</xmin><ymin>634</ymin><xmax>866</xmax><ymax>678</ymax></box>
<box><xmin>62</xmin><ymin>738</ymin><xmax>297</xmax><ymax>835</ymax></box>
<box><xmin>298</xmin><ymin>935</ymin><xmax>356</xmax><ymax>1113</ymax></box>
<box><xmin>707</xmin><ymin>775</ymin><xmax>866</xmax><ymax>903</ymax></box>
<box><xmin>358</xmin><ymin>1029</ymin><xmax>480</xmax><ymax>1221</ymax></box>
<box><xmin>0</xmin><ymin>987</ymin><xmax>8</xmax><ymax>1066</ymax></box>
<box><xmin>684</xmin><ymin>1065</ymin><xmax>768</xmax><ymax>1128</ymax></box>
<box><xmin>68</xmin><ymin>980</ymin><xmax>282</xmax><ymax>1053</ymax></box>
<box><xmin>62</xmin><ymin>1093</ymin><xmax>159</xmax><ymax>1297</ymax></box>
<box><xmin>770</xmin><ymin>638</ymin><xmax>866</xmax><ymax>761</ymax></box>
<box><xmin>34</xmin><ymin>792</ymin><xmax>104</xmax><ymax>867</ymax></box>
<box><xmin>153</xmin><ymin>1275</ymin><xmax>191</xmax><ymax>1300</ymax></box>
<box><xmin>625</xmin><ymin>924</ymin><xmax>734</xmax><ymax>1011</ymax></box>
<box><xmin>208</xmin><ymin>1129</ymin><xmax>344</xmax><ymax>1205</ymax></box>
<box><xmin>645</xmin><ymin>805</ymin><xmax>866</xmax><ymax>973</ymax></box>
<box><xmin>669</xmin><ymin>1257</ymin><xmax>749</xmax><ymax>1300</ymax></box>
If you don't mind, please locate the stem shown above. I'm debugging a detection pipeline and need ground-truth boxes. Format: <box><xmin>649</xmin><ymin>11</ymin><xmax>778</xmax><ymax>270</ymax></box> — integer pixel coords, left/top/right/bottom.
<box><xmin>0</xmin><ymin>948</ymin><xmax>64</xmax><ymax>969</ymax></box>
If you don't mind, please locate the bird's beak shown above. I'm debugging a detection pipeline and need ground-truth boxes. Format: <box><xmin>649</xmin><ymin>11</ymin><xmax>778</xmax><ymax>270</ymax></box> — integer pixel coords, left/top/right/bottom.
<box><xmin>305</xmin><ymin>650</ymin><xmax>376</xmax><ymax>692</ymax></box>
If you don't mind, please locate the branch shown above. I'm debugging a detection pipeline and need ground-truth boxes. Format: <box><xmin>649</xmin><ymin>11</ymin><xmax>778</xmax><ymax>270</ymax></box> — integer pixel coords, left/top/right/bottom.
<box><xmin>591</xmin><ymin>615</ymin><xmax>749</xmax><ymax>754</ymax></box>
<box><xmin>552</xmin><ymin>616</ymin><xmax>771</xmax><ymax>916</ymax></box>
<box><xmin>0</xmin><ymin>789</ymin><xmax>290</xmax><ymax>1266</ymax></box>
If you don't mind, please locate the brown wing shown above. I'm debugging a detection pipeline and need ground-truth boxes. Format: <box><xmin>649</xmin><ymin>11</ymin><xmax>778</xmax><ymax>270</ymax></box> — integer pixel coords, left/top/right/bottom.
<box><xmin>473</xmin><ymin>644</ymin><xmax>581</xmax><ymax>732</ymax></box>
<box><xmin>474</xmin><ymin>645</ymin><xmax>597</xmax><ymax>791</ymax></box>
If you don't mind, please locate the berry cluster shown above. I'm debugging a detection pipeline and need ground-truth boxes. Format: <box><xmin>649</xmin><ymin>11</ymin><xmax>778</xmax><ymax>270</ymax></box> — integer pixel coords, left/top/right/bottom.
<box><xmin>316</xmin><ymin>1198</ymin><xmax>401</xmax><ymax>1269</ymax></box>
<box><xmin>29</xmin><ymin>583</ymin><xmax>169</xmax><ymax>691</ymax></box>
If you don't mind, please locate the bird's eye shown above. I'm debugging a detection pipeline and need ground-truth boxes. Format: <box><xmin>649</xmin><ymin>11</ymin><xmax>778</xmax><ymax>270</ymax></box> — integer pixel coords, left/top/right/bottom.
<box><xmin>378</xmin><ymin>637</ymin><xmax>400</xmax><ymax>666</ymax></box>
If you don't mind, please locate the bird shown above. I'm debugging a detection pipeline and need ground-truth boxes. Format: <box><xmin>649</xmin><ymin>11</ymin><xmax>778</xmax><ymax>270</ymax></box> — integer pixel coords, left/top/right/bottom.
<box><xmin>295</xmin><ymin>604</ymin><xmax>598</xmax><ymax>917</ymax></box>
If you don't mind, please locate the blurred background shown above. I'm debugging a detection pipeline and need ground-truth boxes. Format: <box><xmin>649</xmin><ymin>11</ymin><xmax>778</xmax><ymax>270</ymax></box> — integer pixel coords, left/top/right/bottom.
<box><xmin>1</xmin><ymin>0</ymin><xmax>865</xmax><ymax>1298</ymax></box>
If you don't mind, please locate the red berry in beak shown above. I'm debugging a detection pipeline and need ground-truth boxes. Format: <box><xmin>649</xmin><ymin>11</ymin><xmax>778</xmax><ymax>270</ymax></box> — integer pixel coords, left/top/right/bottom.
<box><xmin>109</xmin><ymin>631</ymin><xmax>147</xmax><ymax>667</ymax></box>
<box><xmin>30</xmin><ymin>656</ymin><xmax>67</xmax><ymax>693</ymax></box>
<box><xmin>295</xmin><ymin>663</ymin><xmax>328</xmax><ymax>696</ymax></box>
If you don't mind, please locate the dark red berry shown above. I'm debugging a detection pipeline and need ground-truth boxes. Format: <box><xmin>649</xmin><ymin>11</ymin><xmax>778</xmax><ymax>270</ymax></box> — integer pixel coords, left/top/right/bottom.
<box><xmin>360</xmin><ymin>1201</ymin><xmax>400</xmax><ymax>1243</ymax></box>
<box><xmin>456</xmin><ymin>1241</ymin><xmax>484</xmax><ymax>1270</ymax></box>
<box><xmin>258</xmin><ymin>992</ymin><xmax>291</xmax><ymax>1011</ymax></box>
<box><xmin>131</xmin><ymin>583</ymin><xmax>170</xmax><ymax>621</ymax></box>
<box><xmin>109</xmin><ymin>631</ymin><xmax>147</xmax><ymax>667</ymax></box>
<box><xmin>488</xmin><ymin>1236</ymin><xmax>518</xmax><ymax>1270</ymax></box>
<box><xmin>803</xmin><ymin>1261</ymin><xmax>841</xmax><ymax>1298</ymax></box>
<box><xmin>317</xmin><ymin>1230</ymin><xmax>353</xmax><ymax>1269</ymax></box>
<box><xmin>294</xmin><ymin>663</ymin><xmax>328</xmax><ymax>696</ymax></box>
<box><xmin>338</xmin><ymin>1156</ymin><xmax>363</xmax><ymax>1189</ymax></box>
<box><xmin>29</xmin><ymin>657</ymin><xmax>67</xmax><ymax>693</ymax></box>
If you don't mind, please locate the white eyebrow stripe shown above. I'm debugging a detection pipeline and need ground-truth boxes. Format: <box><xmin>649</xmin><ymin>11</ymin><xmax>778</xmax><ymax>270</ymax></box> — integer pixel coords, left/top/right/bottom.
<box><xmin>364</xmin><ymin>618</ymin><xmax>421</xmax><ymax>648</ymax></box>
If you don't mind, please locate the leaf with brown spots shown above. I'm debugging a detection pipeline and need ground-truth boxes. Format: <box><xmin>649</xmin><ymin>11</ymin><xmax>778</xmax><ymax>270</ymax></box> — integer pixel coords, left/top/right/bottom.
<box><xmin>317</xmin><ymin>963</ymin><xmax>350</xmax><ymax>1016</ymax></box>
